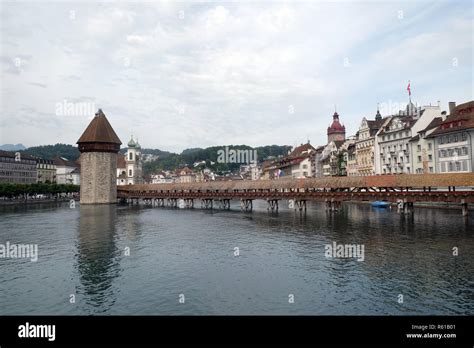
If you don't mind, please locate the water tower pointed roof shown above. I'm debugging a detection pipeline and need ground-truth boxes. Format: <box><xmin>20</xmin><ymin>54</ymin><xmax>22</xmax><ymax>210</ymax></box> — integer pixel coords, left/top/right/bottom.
<box><xmin>77</xmin><ymin>109</ymin><xmax>122</xmax><ymax>153</ymax></box>
<box><xmin>77</xmin><ymin>109</ymin><xmax>122</xmax><ymax>145</ymax></box>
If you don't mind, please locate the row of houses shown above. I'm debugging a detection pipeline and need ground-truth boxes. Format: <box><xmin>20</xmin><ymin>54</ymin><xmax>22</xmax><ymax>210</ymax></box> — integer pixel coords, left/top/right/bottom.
<box><xmin>0</xmin><ymin>151</ymin><xmax>81</xmax><ymax>185</ymax></box>
<box><xmin>262</xmin><ymin>100</ymin><xmax>474</xmax><ymax>178</ymax></box>
<box><xmin>150</xmin><ymin>165</ymin><xmax>261</xmax><ymax>184</ymax></box>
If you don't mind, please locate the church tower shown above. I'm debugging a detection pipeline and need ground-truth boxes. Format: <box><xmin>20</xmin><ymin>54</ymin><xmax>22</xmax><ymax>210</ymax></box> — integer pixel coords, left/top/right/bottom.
<box><xmin>77</xmin><ymin>109</ymin><xmax>122</xmax><ymax>204</ymax></box>
<box><xmin>126</xmin><ymin>136</ymin><xmax>143</xmax><ymax>185</ymax></box>
<box><xmin>327</xmin><ymin>111</ymin><xmax>346</xmax><ymax>143</ymax></box>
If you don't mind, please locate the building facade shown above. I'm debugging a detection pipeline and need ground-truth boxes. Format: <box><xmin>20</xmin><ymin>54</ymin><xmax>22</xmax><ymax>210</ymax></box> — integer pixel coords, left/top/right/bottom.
<box><xmin>36</xmin><ymin>158</ymin><xmax>56</xmax><ymax>183</ymax></box>
<box><xmin>355</xmin><ymin>110</ymin><xmax>384</xmax><ymax>176</ymax></box>
<box><xmin>320</xmin><ymin>141</ymin><xmax>344</xmax><ymax>176</ymax></box>
<box><xmin>0</xmin><ymin>150</ymin><xmax>37</xmax><ymax>184</ymax></box>
<box><xmin>409</xmin><ymin>117</ymin><xmax>443</xmax><ymax>174</ymax></box>
<box><xmin>429</xmin><ymin>101</ymin><xmax>474</xmax><ymax>173</ymax></box>
<box><xmin>117</xmin><ymin>154</ymin><xmax>127</xmax><ymax>185</ymax></box>
<box><xmin>54</xmin><ymin>157</ymin><xmax>80</xmax><ymax>185</ymax></box>
<box><xmin>346</xmin><ymin>143</ymin><xmax>358</xmax><ymax>176</ymax></box>
<box><xmin>376</xmin><ymin>103</ymin><xmax>441</xmax><ymax>174</ymax></box>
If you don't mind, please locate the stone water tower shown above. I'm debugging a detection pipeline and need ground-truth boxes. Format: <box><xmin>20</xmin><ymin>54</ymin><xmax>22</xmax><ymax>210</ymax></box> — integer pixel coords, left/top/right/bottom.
<box><xmin>77</xmin><ymin>109</ymin><xmax>122</xmax><ymax>204</ymax></box>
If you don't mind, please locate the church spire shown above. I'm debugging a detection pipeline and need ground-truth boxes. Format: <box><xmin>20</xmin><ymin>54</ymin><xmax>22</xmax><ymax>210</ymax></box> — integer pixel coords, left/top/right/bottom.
<box><xmin>375</xmin><ymin>103</ymin><xmax>382</xmax><ymax>121</ymax></box>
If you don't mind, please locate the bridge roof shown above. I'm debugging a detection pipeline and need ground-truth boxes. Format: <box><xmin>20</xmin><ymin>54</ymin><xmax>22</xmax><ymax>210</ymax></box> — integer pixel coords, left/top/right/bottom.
<box><xmin>118</xmin><ymin>173</ymin><xmax>474</xmax><ymax>191</ymax></box>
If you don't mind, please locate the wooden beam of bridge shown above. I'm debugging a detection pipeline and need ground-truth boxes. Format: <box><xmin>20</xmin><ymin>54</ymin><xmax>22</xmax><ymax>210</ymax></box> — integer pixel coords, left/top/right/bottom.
<box><xmin>117</xmin><ymin>173</ymin><xmax>474</xmax><ymax>203</ymax></box>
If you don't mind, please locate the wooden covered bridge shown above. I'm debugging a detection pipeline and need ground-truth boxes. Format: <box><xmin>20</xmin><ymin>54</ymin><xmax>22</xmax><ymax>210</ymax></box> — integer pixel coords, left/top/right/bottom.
<box><xmin>117</xmin><ymin>173</ymin><xmax>474</xmax><ymax>215</ymax></box>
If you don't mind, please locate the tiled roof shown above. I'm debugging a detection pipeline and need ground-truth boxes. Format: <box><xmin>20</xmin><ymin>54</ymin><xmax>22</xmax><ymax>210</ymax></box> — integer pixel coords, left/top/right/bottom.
<box><xmin>53</xmin><ymin>156</ymin><xmax>79</xmax><ymax>168</ymax></box>
<box><xmin>428</xmin><ymin>101</ymin><xmax>474</xmax><ymax>137</ymax></box>
<box><xmin>0</xmin><ymin>150</ymin><xmax>36</xmax><ymax>160</ymax></box>
<box><xmin>176</xmin><ymin>167</ymin><xmax>194</xmax><ymax>175</ymax></box>
<box><xmin>366</xmin><ymin>119</ymin><xmax>385</xmax><ymax>130</ymax></box>
<box><xmin>421</xmin><ymin>117</ymin><xmax>443</xmax><ymax>132</ymax></box>
<box><xmin>288</xmin><ymin>142</ymin><xmax>316</xmax><ymax>157</ymax></box>
<box><xmin>117</xmin><ymin>154</ymin><xmax>126</xmax><ymax>168</ymax></box>
<box><xmin>77</xmin><ymin>109</ymin><xmax>122</xmax><ymax>145</ymax></box>
<box><xmin>378</xmin><ymin>116</ymin><xmax>415</xmax><ymax>135</ymax></box>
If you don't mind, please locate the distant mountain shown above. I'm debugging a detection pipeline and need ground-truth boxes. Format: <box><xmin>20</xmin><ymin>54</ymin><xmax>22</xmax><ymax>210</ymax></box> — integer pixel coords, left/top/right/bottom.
<box><xmin>119</xmin><ymin>147</ymin><xmax>172</xmax><ymax>159</ymax></box>
<box><xmin>20</xmin><ymin>144</ymin><xmax>80</xmax><ymax>161</ymax></box>
<box><xmin>0</xmin><ymin>143</ymin><xmax>26</xmax><ymax>151</ymax></box>
<box><xmin>143</xmin><ymin>144</ymin><xmax>292</xmax><ymax>175</ymax></box>
<box><xmin>11</xmin><ymin>142</ymin><xmax>291</xmax><ymax>175</ymax></box>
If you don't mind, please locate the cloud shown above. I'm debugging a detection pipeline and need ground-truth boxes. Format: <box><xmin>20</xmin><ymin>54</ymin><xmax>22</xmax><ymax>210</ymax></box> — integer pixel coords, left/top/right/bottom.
<box><xmin>0</xmin><ymin>1</ymin><xmax>472</xmax><ymax>152</ymax></box>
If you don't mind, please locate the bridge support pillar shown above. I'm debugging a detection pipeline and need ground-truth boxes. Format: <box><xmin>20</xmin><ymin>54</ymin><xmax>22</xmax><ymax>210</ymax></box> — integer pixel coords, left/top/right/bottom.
<box><xmin>325</xmin><ymin>199</ymin><xmax>341</xmax><ymax>212</ymax></box>
<box><xmin>184</xmin><ymin>198</ymin><xmax>194</xmax><ymax>209</ymax></box>
<box><xmin>240</xmin><ymin>199</ymin><xmax>253</xmax><ymax>212</ymax></box>
<box><xmin>461</xmin><ymin>199</ymin><xmax>468</xmax><ymax>217</ymax></box>
<box><xmin>401</xmin><ymin>200</ymin><xmax>414</xmax><ymax>215</ymax></box>
<box><xmin>294</xmin><ymin>200</ymin><xmax>307</xmax><ymax>212</ymax></box>
<box><xmin>267</xmin><ymin>199</ymin><xmax>279</xmax><ymax>212</ymax></box>
<box><xmin>167</xmin><ymin>198</ymin><xmax>177</xmax><ymax>208</ymax></box>
<box><xmin>217</xmin><ymin>199</ymin><xmax>230</xmax><ymax>210</ymax></box>
<box><xmin>201</xmin><ymin>198</ymin><xmax>213</xmax><ymax>209</ymax></box>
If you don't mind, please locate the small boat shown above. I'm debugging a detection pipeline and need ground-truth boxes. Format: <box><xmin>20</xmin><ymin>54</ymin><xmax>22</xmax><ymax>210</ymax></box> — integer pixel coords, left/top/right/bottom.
<box><xmin>371</xmin><ymin>201</ymin><xmax>390</xmax><ymax>208</ymax></box>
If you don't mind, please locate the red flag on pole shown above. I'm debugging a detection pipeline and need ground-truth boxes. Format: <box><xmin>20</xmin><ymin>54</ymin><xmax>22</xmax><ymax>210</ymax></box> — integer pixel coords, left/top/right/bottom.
<box><xmin>407</xmin><ymin>81</ymin><xmax>411</xmax><ymax>96</ymax></box>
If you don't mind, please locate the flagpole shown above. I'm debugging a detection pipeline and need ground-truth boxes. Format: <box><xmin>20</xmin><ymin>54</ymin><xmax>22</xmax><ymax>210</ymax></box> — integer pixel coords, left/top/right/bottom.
<box><xmin>407</xmin><ymin>80</ymin><xmax>412</xmax><ymax>115</ymax></box>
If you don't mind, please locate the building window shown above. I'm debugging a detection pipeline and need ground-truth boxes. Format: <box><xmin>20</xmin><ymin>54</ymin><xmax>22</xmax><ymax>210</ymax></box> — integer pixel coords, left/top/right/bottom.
<box><xmin>461</xmin><ymin>133</ymin><xmax>467</xmax><ymax>141</ymax></box>
<box><xmin>429</xmin><ymin>167</ymin><xmax>433</xmax><ymax>173</ymax></box>
<box><xmin>417</xmin><ymin>156</ymin><xmax>422</xmax><ymax>162</ymax></box>
<box><xmin>462</xmin><ymin>147</ymin><xmax>468</xmax><ymax>155</ymax></box>
<box><xmin>129</xmin><ymin>152</ymin><xmax>133</xmax><ymax>160</ymax></box>
<box><xmin>129</xmin><ymin>169</ymin><xmax>132</xmax><ymax>176</ymax></box>
<box><xmin>417</xmin><ymin>145</ymin><xmax>421</xmax><ymax>152</ymax></box>
<box><xmin>428</xmin><ymin>143</ymin><xmax>432</xmax><ymax>150</ymax></box>
<box><xmin>428</xmin><ymin>154</ymin><xmax>433</xmax><ymax>161</ymax></box>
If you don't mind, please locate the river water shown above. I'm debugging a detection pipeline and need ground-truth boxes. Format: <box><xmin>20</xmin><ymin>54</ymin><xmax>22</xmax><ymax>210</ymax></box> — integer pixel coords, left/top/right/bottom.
<box><xmin>0</xmin><ymin>201</ymin><xmax>472</xmax><ymax>315</ymax></box>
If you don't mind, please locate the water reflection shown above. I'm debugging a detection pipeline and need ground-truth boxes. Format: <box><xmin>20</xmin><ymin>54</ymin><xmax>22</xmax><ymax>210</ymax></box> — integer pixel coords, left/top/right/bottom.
<box><xmin>75</xmin><ymin>205</ymin><xmax>121</xmax><ymax>313</ymax></box>
<box><xmin>0</xmin><ymin>200</ymin><xmax>472</xmax><ymax>315</ymax></box>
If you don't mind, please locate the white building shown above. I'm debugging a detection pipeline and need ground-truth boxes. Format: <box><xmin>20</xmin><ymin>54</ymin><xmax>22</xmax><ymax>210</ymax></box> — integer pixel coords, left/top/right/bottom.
<box><xmin>376</xmin><ymin>103</ymin><xmax>441</xmax><ymax>174</ymax></box>
<box><xmin>150</xmin><ymin>173</ymin><xmax>173</xmax><ymax>184</ymax></box>
<box><xmin>54</xmin><ymin>157</ymin><xmax>80</xmax><ymax>185</ymax></box>
<box><xmin>409</xmin><ymin>117</ymin><xmax>443</xmax><ymax>174</ymax></box>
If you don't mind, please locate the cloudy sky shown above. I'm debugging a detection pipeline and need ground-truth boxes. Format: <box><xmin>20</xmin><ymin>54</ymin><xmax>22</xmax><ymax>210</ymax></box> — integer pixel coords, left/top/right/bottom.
<box><xmin>0</xmin><ymin>0</ymin><xmax>472</xmax><ymax>152</ymax></box>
